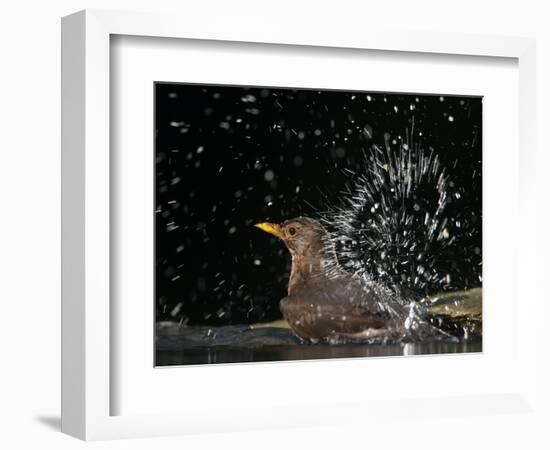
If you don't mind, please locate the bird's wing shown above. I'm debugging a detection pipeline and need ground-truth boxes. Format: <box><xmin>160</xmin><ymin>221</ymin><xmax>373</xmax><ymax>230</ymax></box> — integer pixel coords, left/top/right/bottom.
<box><xmin>281</xmin><ymin>275</ymin><xmax>406</xmax><ymax>338</ymax></box>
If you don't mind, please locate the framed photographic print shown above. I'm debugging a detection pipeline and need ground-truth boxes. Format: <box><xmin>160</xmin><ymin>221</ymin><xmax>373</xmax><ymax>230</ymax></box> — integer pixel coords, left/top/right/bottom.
<box><xmin>62</xmin><ymin>9</ymin><xmax>538</xmax><ymax>441</ymax></box>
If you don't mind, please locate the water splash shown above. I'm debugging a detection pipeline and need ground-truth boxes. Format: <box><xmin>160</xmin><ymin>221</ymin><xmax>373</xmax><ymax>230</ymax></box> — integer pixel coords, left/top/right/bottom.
<box><xmin>320</xmin><ymin>135</ymin><xmax>458</xmax><ymax>303</ymax></box>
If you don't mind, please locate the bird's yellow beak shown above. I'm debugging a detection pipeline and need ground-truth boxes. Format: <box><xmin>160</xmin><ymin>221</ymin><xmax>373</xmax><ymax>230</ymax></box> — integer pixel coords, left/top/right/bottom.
<box><xmin>254</xmin><ymin>222</ymin><xmax>283</xmax><ymax>239</ymax></box>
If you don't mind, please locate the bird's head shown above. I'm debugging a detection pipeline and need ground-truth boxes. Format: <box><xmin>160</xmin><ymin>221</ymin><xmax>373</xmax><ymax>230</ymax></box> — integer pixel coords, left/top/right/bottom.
<box><xmin>254</xmin><ymin>217</ymin><xmax>326</xmax><ymax>258</ymax></box>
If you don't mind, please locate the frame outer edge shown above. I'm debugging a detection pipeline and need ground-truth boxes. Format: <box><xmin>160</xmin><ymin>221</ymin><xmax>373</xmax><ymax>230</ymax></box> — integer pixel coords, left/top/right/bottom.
<box><xmin>83</xmin><ymin>8</ymin><xmax>111</xmax><ymax>440</ymax></box>
<box><xmin>517</xmin><ymin>39</ymin><xmax>538</xmax><ymax>409</ymax></box>
<box><xmin>61</xmin><ymin>10</ymin><xmax>87</xmax><ymax>441</ymax></box>
<box><xmin>60</xmin><ymin>8</ymin><xmax>539</xmax><ymax>440</ymax></box>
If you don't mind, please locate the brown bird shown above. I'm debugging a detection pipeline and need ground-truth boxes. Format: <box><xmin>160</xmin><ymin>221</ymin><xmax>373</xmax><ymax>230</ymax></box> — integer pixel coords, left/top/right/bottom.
<box><xmin>255</xmin><ymin>217</ymin><xmax>416</xmax><ymax>343</ymax></box>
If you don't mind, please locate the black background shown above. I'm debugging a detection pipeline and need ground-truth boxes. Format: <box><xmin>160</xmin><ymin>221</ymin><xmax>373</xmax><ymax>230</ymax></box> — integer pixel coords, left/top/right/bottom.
<box><xmin>155</xmin><ymin>83</ymin><xmax>482</xmax><ymax>326</ymax></box>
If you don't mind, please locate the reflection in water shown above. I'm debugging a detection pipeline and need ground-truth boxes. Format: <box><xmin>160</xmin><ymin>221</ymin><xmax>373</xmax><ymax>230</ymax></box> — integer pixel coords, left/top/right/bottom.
<box><xmin>155</xmin><ymin>324</ymin><xmax>482</xmax><ymax>366</ymax></box>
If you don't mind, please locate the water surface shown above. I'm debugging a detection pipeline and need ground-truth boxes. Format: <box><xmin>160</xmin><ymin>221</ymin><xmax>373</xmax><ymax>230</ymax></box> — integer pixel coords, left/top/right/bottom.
<box><xmin>156</xmin><ymin>323</ymin><xmax>481</xmax><ymax>366</ymax></box>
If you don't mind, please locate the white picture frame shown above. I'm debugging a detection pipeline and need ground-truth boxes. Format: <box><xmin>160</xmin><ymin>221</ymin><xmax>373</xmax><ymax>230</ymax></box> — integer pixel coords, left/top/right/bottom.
<box><xmin>61</xmin><ymin>9</ymin><xmax>538</xmax><ymax>441</ymax></box>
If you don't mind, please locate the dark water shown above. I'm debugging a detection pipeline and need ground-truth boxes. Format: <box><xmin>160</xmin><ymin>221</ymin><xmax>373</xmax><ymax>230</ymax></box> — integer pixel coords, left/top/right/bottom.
<box><xmin>155</xmin><ymin>323</ymin><xmax>482</xmax><ymax>366</ymax></box>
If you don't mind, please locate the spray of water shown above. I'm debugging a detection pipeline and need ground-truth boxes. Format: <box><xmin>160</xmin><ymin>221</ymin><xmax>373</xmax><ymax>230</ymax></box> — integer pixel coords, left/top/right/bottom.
<box><xmin>320</xmin><ymin>132</ymin><xmax>457</xmax><ymax>305</ymax></box>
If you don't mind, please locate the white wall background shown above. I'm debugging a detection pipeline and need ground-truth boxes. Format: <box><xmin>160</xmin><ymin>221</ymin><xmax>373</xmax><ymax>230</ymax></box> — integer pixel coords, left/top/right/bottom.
<box><xmin>0</xmin><ymin>1</ymin><xmax>548</xmax><ymax>448</ymax></box>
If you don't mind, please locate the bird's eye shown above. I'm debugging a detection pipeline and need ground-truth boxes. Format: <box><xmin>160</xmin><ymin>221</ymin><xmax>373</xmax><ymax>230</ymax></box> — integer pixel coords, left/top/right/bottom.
<box><xmin>288</xmin><ymin>227</ymin><xmax>297</xmax><ymax>236</ymax></box>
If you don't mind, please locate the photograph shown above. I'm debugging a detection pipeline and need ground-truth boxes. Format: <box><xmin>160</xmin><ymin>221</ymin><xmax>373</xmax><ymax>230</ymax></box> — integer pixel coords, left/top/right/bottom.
<box><xmin>154</xmin><ymin>83</ymin><xmax>482</xmax><ymax>366</ymax></box>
